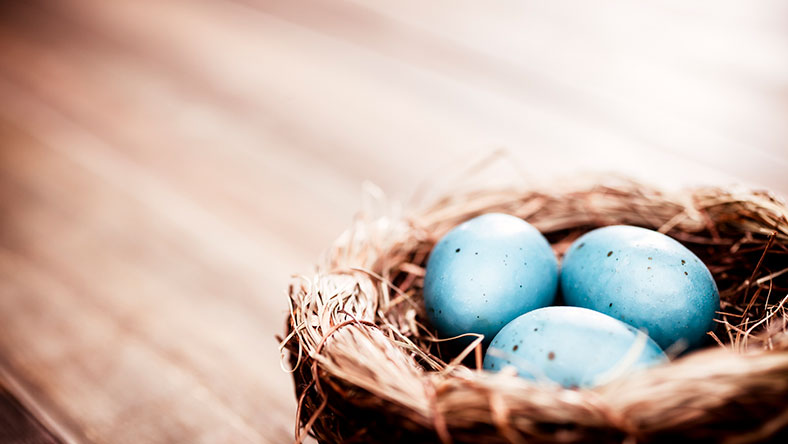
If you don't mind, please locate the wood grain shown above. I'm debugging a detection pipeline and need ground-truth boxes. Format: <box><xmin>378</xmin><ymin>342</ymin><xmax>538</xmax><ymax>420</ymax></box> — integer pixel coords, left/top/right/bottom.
<box><xmin>0</xmin><ymin>0</ymin><xmax>786</xmax><ymax>442</ymax></box>
<box><xmin>0</xmin><ymin>379</ymin><xmax>61</xmax><ymax>444</ymax></box>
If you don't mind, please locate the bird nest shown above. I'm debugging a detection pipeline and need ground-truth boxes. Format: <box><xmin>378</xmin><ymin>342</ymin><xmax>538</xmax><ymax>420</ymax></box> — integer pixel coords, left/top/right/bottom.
<box><xmin>280</xmin><ymin>178</ymin><xmax>788</xmax><ymax>443</ymax></box>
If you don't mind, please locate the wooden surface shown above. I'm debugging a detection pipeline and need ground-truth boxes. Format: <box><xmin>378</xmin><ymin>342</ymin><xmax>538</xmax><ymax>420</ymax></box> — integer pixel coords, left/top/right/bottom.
<box><xmin>0</xmin><ymin>1</ymin><xmax>786</xmax><ymax>442</ymax></box>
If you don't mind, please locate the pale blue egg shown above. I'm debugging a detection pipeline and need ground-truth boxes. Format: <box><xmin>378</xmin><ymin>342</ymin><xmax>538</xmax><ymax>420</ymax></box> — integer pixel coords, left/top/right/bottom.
<box><xmin>561</xmin><ymin>225</ymin><xmax>720</xmax><ymax>350</ymax></box>
<box><xmin>423</xmin><ymin>213</ymin><xmax>558</xmax><ymax>343</ymax></box>
<box><xmin>483</xmin><ymin>306</ymin><xmax>667</xmax><ymax>388</ymax></box>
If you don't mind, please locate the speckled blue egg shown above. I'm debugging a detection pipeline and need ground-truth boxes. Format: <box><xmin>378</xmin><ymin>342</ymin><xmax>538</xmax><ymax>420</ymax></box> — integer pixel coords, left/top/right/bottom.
<box><xmin>423</xmin><ymin>213</ymin><xmax>558</xmax><ymax>343</ymax></box>
<box><xmin>483</xmin><ymin>306</ymin><xmax>667</xmax><ymax>388</ymax></box>
<box><xmin>561</xmin><ymin>225</ymin><xmax>720</xmax><ymax>350</ymax></box>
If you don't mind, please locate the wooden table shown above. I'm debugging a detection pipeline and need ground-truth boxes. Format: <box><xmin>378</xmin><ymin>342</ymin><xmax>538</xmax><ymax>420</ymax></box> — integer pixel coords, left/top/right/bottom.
<box><xmin>1</xmin><ymin>1</ymin><xmax>786</xmax><ymax>442</ymax></box>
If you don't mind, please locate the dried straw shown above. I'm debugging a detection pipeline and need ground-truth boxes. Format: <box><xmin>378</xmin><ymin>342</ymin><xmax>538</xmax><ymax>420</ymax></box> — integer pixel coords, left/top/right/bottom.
<box><xmin>280</xmin><ymin>177</ymin><xmax>788</xmax><ymax>443</ymax></box>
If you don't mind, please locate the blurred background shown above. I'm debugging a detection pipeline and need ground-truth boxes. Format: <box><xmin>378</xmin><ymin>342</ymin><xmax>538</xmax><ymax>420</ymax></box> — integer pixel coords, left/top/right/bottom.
<box><xmin>0</xmin><ymin>1</ymin><xmax>786</xmax><ymax>443</ymax></box>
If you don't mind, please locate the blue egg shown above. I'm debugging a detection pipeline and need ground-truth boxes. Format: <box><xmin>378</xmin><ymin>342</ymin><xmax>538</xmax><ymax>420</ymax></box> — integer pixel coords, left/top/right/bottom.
<box><xmin>561</xmin><ymin>225</ymin><xmax>720</xmax><ymax>350</ymax></box>
<box><xmin>483</xmin><ymin>306</ymin><xmax>667</xmax><ymax>388</ymax></box>
<box><xmin>423</xmin><ymin>213</ymin><xmax>558</xmax><ymax>343</ymax></box>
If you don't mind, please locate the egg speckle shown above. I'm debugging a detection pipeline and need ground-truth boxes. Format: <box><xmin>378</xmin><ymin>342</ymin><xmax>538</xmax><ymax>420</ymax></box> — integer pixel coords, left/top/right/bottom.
<box><xmin>423</xmin><ymin>213</ymin><xmax>558</xmax><ymax>342</ymax></box>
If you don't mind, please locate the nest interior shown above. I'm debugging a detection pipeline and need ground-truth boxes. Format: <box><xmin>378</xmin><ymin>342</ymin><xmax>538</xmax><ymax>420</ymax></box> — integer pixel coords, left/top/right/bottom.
<box><xmin>281</xmin><ymin>180</ymin><xmax>788</xmax><ymax>444</ymax></box>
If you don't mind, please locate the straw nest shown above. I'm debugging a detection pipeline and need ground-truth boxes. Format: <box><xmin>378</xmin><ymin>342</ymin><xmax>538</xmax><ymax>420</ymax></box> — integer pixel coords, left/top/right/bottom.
<box><xmin>280</xmin><ymin>178</ymin><xmax>788</xmax><ymax>444</ymax></box>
